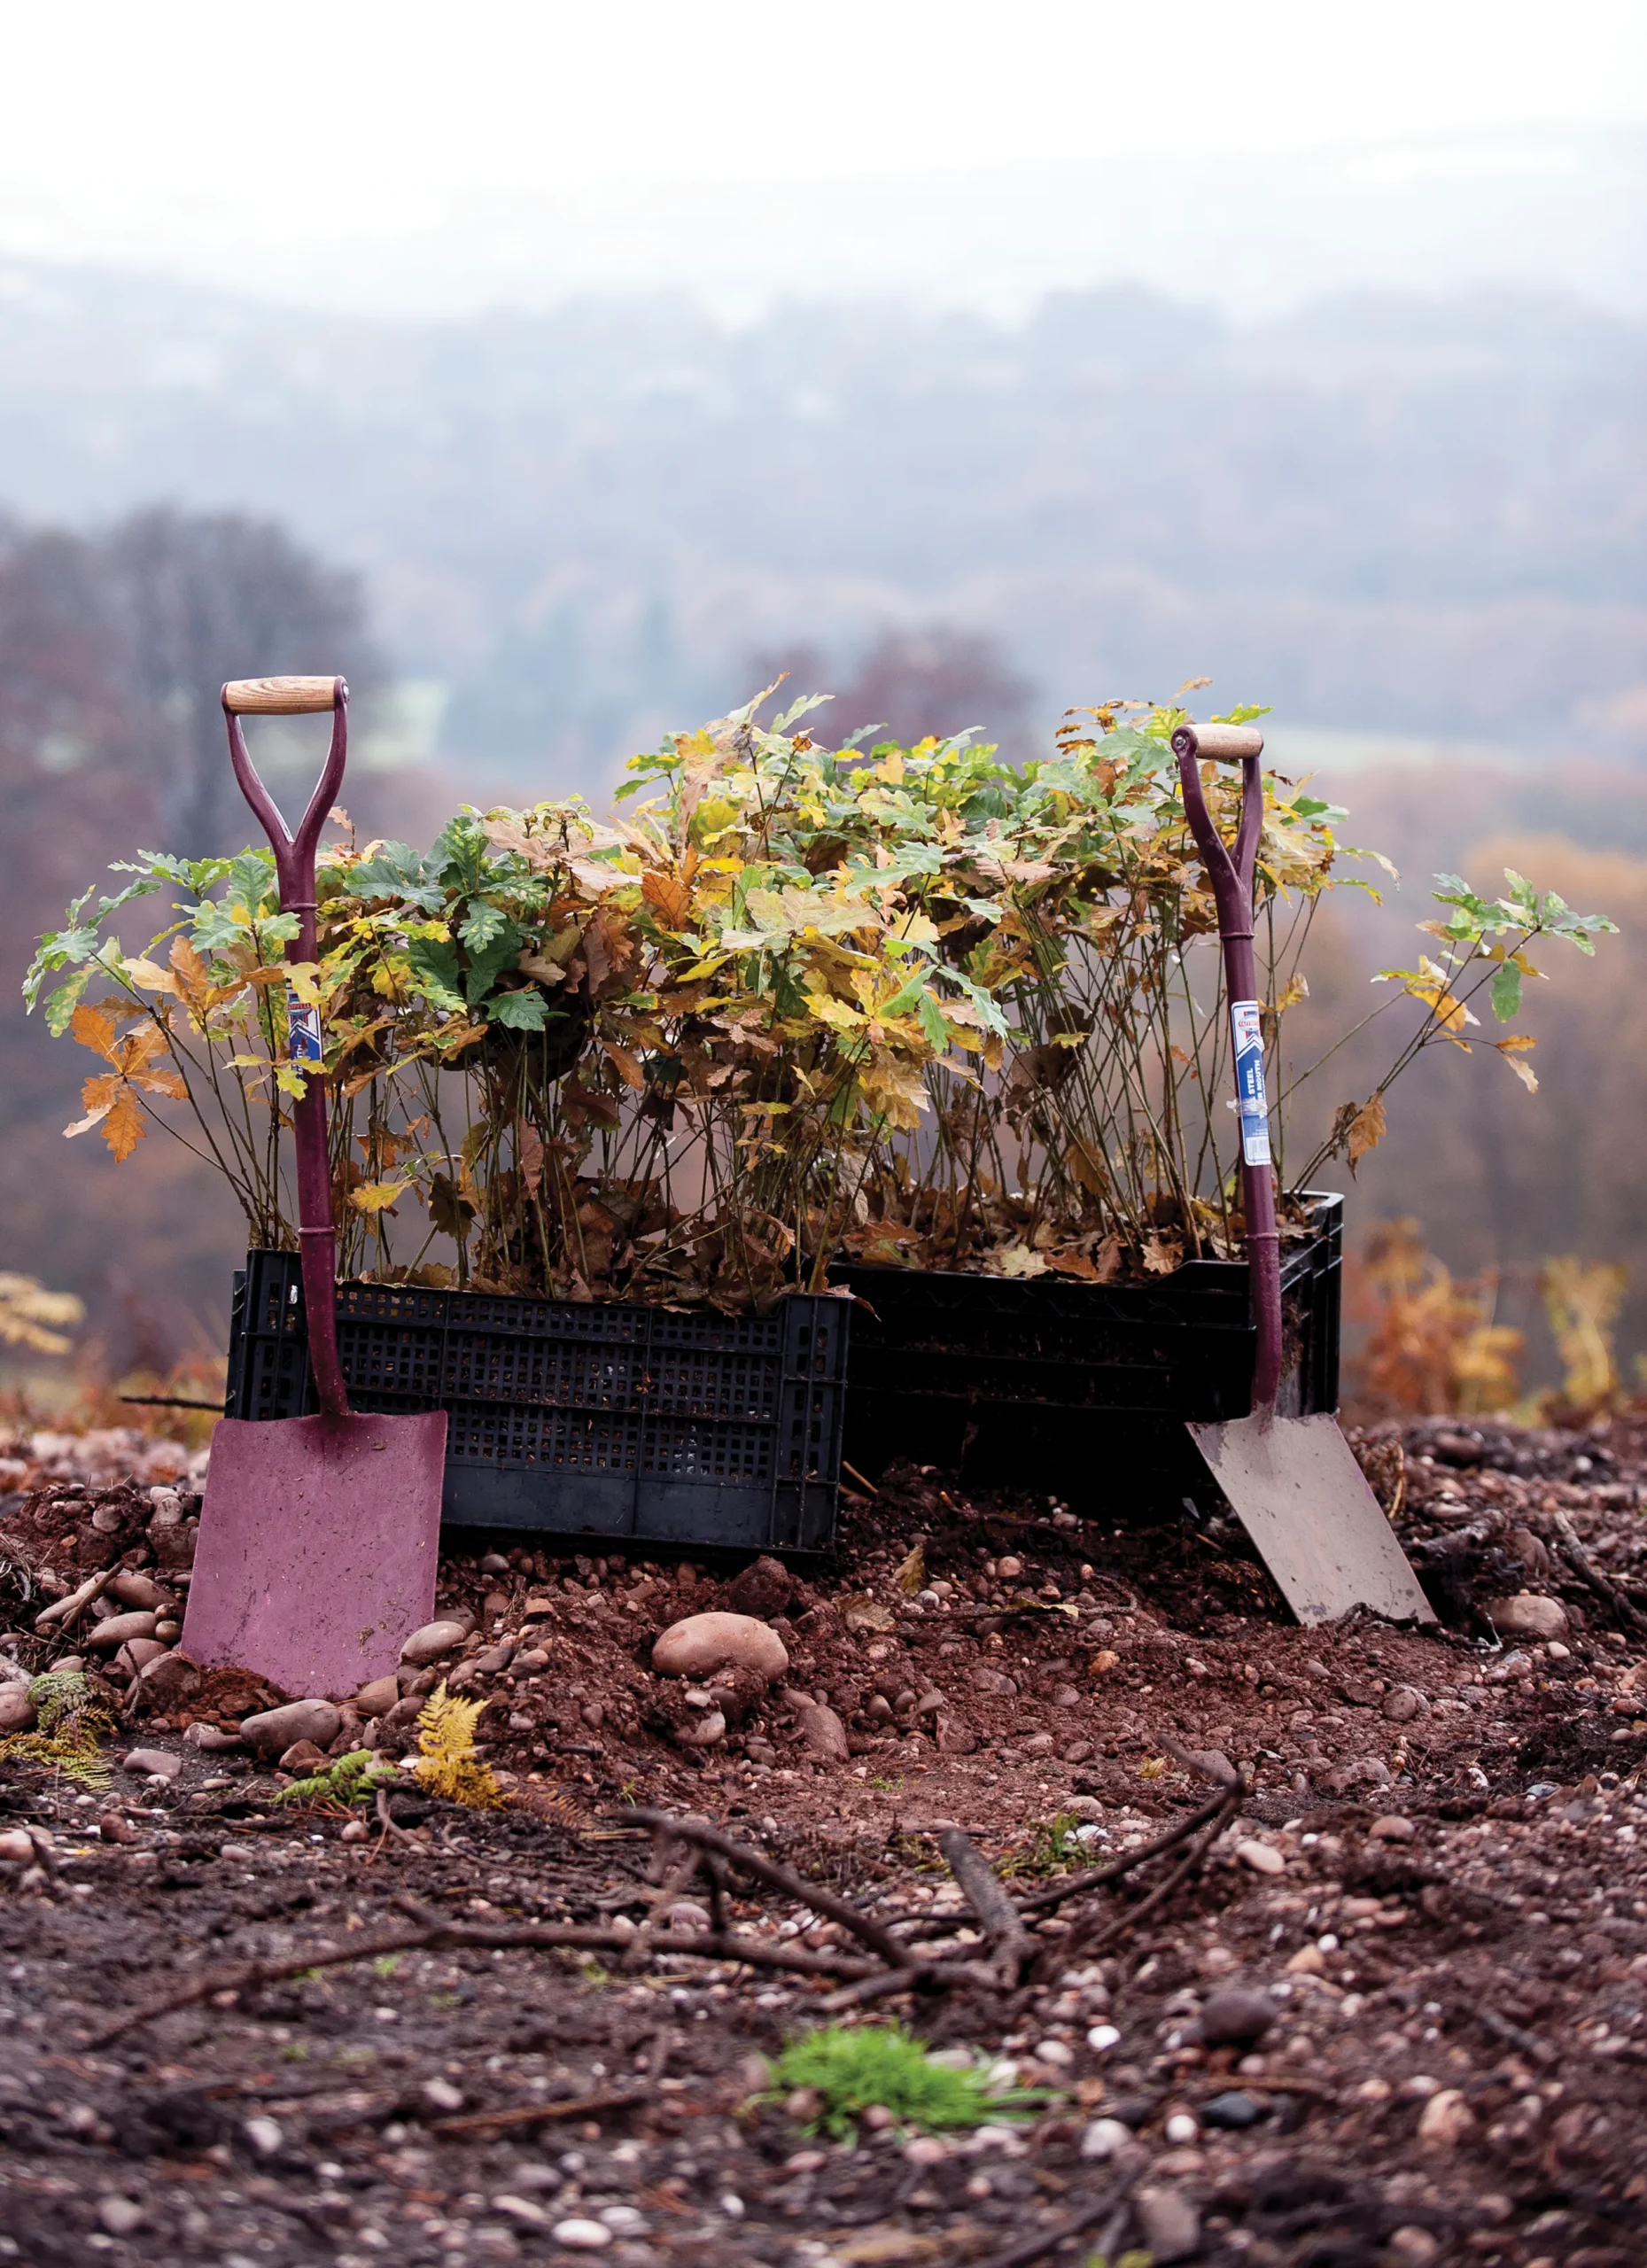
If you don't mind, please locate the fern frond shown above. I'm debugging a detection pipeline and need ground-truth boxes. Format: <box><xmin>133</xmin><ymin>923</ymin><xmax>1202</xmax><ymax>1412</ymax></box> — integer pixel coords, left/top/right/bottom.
<box><xmin>413</xmin><ymin>1681</ymin><xmax>507</xmax><ymax>1809</ymax></box>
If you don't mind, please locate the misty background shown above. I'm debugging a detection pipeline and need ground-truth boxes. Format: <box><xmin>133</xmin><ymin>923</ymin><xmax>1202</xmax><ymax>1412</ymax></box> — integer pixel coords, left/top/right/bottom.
<box><xmin>2</xmin><ymin>0</ymin><xmax>1643</xmax><ymax>1386</ymax></box>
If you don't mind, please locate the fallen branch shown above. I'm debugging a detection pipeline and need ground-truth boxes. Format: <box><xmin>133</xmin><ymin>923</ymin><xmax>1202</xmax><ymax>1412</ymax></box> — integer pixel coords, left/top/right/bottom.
<box><xmin>82</xmin><ymin>1915</ymin><xmax>875</xmax><ymax>2051</ymax></box>
<box><xmin>939</xmin><ymin>1828</ymin><xmax>1035</xmax><ymax>1989</ymax></box>
<box><xmin>1014</xmin><ymin>1783</ymin><xmax>1235</xmax><ymax>1917</ymax></box>
<box><xmin>618</xmin><ymin>1808</ymin><xmax>916</xmax><ymax>1970</ymax></box>
<box><xmin>1048</xmin><ymin>1787</ymin><xmax>1243</xmax><ymax>1969</ymax></box>
<box><xmin>1550</xmin><ymin>1510</ymin><xmax>1647</xmax><ymax>1637</ymax></box>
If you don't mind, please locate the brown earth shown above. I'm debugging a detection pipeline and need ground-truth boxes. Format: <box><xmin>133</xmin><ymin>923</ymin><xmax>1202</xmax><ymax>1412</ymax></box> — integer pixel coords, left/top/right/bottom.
<box><xmin>0</xmin><ymin>1414</ymin><xmax>1643</xmax><ymax>2265</ymax></box>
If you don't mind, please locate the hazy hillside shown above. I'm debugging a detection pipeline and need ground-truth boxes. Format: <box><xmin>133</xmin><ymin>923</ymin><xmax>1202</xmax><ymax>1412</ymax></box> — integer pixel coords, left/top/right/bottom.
<box><xmin>0</xmin><ymin>266</ymin><xmax>1641</xmax><ymax>791</ymax></box>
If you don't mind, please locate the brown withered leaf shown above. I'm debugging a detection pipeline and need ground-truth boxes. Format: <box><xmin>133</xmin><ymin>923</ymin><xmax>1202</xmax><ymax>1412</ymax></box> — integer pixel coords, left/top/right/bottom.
<box><xmin>838</xmin><ymin>1594</ymin><xmax>896</xmax><ymax>1634</ymax></box>
<box><xmin>1347</xmin><ymin>1090</ymin><xmax>1387</xmax><ymax>1171</ymax></box>
<box><xmin>894</xmin><ymin>1543</ymin><xmax>926</xmax><ymax>1596</ymax></box>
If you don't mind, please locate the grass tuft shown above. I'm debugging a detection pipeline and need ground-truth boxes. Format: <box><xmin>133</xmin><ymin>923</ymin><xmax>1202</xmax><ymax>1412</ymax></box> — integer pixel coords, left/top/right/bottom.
<box><xmin>769</xmin><ymin>2023</ymin><xmax>1050</xmax><ymax>2140</ymax></box>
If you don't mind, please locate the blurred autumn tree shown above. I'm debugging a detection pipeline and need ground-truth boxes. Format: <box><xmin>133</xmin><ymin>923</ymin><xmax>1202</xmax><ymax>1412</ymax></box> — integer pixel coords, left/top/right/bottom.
<box><xmin>748</xmin><ymin>625</ymin><xmax>1035</xmax><ymax>757</ymax></box>
<box><xmin>0</xmin><ymin>509</ymin><xmax>379</xmax><ymax>1372</ymax></box>
<box><xmin>1278</xmin><ymin>760</ymin><xmax>1647</xmax><ymax>1386</ymax></box>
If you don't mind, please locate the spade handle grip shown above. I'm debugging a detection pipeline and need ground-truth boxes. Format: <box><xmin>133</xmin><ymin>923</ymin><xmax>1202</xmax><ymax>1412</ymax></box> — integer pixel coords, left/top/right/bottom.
<box><xmin>222</xmin><ymin>676</ymin><xmax>344</xmax><ymax>715</ymax></box>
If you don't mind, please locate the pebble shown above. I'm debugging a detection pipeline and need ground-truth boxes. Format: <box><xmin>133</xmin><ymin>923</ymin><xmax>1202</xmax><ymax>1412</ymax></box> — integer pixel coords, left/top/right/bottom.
<box><xmin>1235</xmin><ymin>1838</ymin><xmax>1286</xmax><ymax>1876</ymax></box>
<box><xmin>120</xmin><ymin>1747</ymin><xmax>181</xmax><ymax>1780</ymax></box>
<box><xmin>1486</xmin><ymin>1592</ymin><xmax>1569</xmax><ymax>1642</ymax></box>
<box><xmin>723</xmin><ymin>1555</ymin><xmax>794</xmax><ymax>1619</ymax></box>
<box><xmin>969</xmin><ymin>1666</ymin><xmax>1018</xmax><ymax>1696</ymax></box>
<box><xmin>114</xmin><ymin>1638</ymin><xmax>170</xmax><ymax>1675</ymax></box>
<box><xmin>1382</xmin><ymin>1684</ymin><xmax>1427</xmax><ymax>1721</ymax></box>
<box><xmin>1546</xmin><ymin>1640</ymin><xmax>1572</xmax><ymax>1660</ymax></box>
<box><xmin>548</xmin><ymin>2218</ymin><xmax>612</xmax><ymax>2249</ymax></box>
<box><xmin>1387</xmin><ymin>2228</ymin><xmax>1441</xmax><ymax>2265</ymax></box>
<box><xmin>1065</xmin><ymin>1796</ymin><xmax>1103</xmax><ymax>1821</ymax></box>
<box><xmin>785</xmin><ymin>2148</ymin><xmax>827</xmax><ymax>2172</ymax></box>
<box><xmin>1022</xmin><ymin>1731</ymin><xmax>1056</xmax><ymax>1755</ymax></box>
<box><xmin>86</xmin><ymin>1611</ymin><xmax>159</xmax><ymax>1651</ymax></box>
<box><xmin>400</xmin><ymin>1619</ymin><xmax>469</xmax><ymax>1666</ymax></box>
<box><xmin>1162</xmin><ymin>2111</ymin><xmax>1199</xmax><ymax>2144</ymax></box>
<box><xmin>676</xmin><ymin>1709</ymin><xmax>726</xmax><ymax>1748</ymax></box>
<box><xmin>239</xmin><ymin>1698</ymin><xmax>342</xmax><ymax>1753</ymax></box>
<box><xmin>1085</xmin><ymin>2023</ymin><xmax>1121</xmax><ymax>2052</ymax></box>
<box><xmin>243</xmin><ymin>2115</ymin><xmax>284</xmax><ymax>2156</ymax></box>
<box><xmin>1286</xmin><ymin>1946</ymin><xmax>1325</xmax><ymax>1974</ymax></box>
<box><xmin>493</xmin><ymin>2194</ymin><xmax>550</xmax><ymax>2225</ymax></box>
<box><xmin>182</xmin><ymin>1722</ymin><xmax>242</xmax><ymax>1751</ymax></box>
<box><xmin>1369</xmin><ymin>1814</ymin><xmax>1416</xmax><ymax>1842</ymax></box>
<box><xmin>652</xmin><ymin>1612</ymin><xmax>789</xmax><ymax>1682</ymax></box>
<box><xmin>97</xmin><ymin>2198</ymin><xmax>144</xmax><ymax>2236</ymax></box>
<box><xmin>1200</xmin><ymin>2090</ymin><xmax>1264</xmax><ymax>2129</ymax></box>
<box><xmin>936</xmin><ymin>1713</ymin><xmax>978</xmax><ymax>1755</ymax></box>
<box><xmin>662</xmin><ymin>1900</ymin><xmax>711</xmax><ymax>1931</ymax></box>
<box><xmin>98</xmin><ymin>1812</ymin><xmax>138</xmax><ymax>1845</ymax></box>
<box><xmin>793</xmin><ymin>1701</ymin><xmax>848</xmax><ymax>1761</ymax></box>
<box><xmin>423</xmin><ymin>2078</ymin><xmax>464</xmax><ymax>2112</ymax></box>
<box><xmin>353</xmin><ymin>1675</ymin><xmax>400</xmax><ymax>1717</ymax></box>
<box><xmin>109</xmin><ymin>1573</ymin><xmax>170</xmax><ymax>1610</ymax></box>
<box><xmin>996</xmin><ymin>1557</ymin><xmax>1023</xmax><ymax>1579</ymax></box>
<box><xmin>340</xmin><ymin>1819</ymin><xmax>369</xmax><ymax>1843</ymax></box>
<box><xmin>0</xmin><ymin>1689</ymin><xmax>36</xmax><ymax>1735</ymax></box>
<box><xmin>1199</xmin><ymin>1985</ymin><xmax>1278</xmax><ymax>2047</ymax></box>
<box><xmin>278</xmin><ymin>1738</ymin><xmax>330</xmax><ymax>1774</ymax></box>
<box><xmin>1079</xmin><ymin>2117</ymin><xmax>1135</xmax><ymax>2161</ymax></box>
<box><xmin>1417</xmin><ymin>2087</ymin><xmax>1477</xmax><ymax>2148</ymax></box>
<box><xmin>1135</xmin><ymin>2185</ymin><xmax>1201</xmax><ymax>2264</ymax></box>
<box><xmin>904</xmin><ymin>2135</ymin><xmax>948</xmax><ymax>2164</ymax></box>
<box><xmin>1031</xmin><ymin>2038</ymin><xmax>1073</xmax><ymax>2068</ymax></box>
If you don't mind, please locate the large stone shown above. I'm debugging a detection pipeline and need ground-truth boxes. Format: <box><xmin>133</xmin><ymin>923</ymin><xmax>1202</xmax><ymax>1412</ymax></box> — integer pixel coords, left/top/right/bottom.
<box><xmin>86</xmin><ymin>1612</ymin><xmax>159</xmax><ymax>1652</ymax></box>
<box><xmin>936</xmin><ymin>1713</ymin><xmax>977</xmax><ymax>1756</ymax></box>
<box><xmin>0</xmin><ymin>1688</ymin><xmax>37</xmax><ymax>1735</ymax></box>
<box><xmin>399</xmin><ymin>1619</ymin><xmax>469</xmax><ymax>1667</ymax></box>
<box><xmin>652</xmin><ymin>1612</ymin><xmax>789</xmax><ymax>1683</ymax></box>
<box><xmin>1486</xmin><ymin>1593</ymin><xmax>1569</xmax><ymax>1643</ymax></box>
<box><xmin>1382</xmin><ymin>1685</ymin><xmax>1428</xmax><ymax>1722</ymax></box>
<box><xmin>121</xmin><ymin>1748</ymin><xmax>182</xmax><ymax>1781</ymax></box>
<box><xmin>969</xmin><ymin>1666</ymin><xmax>1018</xmax><ymax>1697</ymax></box>
<box><xmin>109</xmin><ymin>1573</ymin><xmax>174</xmax><ymax>1611</ymax></box>
<box><xmin>113</xmin><ymin>1638</ymin><xmax>170</xmax><ymax>1677</ymax></box>
<box><xmin>353</xmin><ymin>1675</ymin><xmax>400</xmax><ymax>1718</ymax></box>
<box><xmin>239</xmin><ymin>1698</ymin><xmax>342</xmax><ymax>1754</ymax></box>
<box><xmin>1135</xmin><ymin>2186</ymin><xmax>1201</xmax><ymax>2264</ymax></box>
<box><xmin>793</xmin><ymin>1700</ymin><xmax>849</xmax><ymax>1761</ymax></box>
<box><xmin>1199</xmin><ymin>1986</ymin><xmax>1278</xmax><ymax>2047</ymax></box>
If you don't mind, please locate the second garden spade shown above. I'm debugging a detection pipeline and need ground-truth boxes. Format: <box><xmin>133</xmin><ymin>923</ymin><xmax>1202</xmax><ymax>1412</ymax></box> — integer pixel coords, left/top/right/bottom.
<box><xmin>1173</xmin><ymin>718</ymin><xmax>1433</xmax><ymax>1627</ymax></box>
<box><xmin>182</xmin><ymin>676</ymin><xmax>447</xmax><ymax>1698</ymax></box>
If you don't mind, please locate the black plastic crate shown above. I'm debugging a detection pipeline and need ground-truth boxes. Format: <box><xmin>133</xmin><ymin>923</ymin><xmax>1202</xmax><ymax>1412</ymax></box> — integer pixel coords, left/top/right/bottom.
<box><xmin>832</xmin><ymin>1192</ymin><xmax>1342</xmax><ymax>1503</ymax></box>
<box><xmin>224</xmin><ymin>1254</ymin><xmax>849</xmax><ymax>1551</ymax></box>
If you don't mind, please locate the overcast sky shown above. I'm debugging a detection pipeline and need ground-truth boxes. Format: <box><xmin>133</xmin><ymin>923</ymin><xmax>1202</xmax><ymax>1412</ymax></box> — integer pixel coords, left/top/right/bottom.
<box><xmin>1</xmin><ymin>0</ymin><xmax>1643</xmax><ymax>311</ymax></box>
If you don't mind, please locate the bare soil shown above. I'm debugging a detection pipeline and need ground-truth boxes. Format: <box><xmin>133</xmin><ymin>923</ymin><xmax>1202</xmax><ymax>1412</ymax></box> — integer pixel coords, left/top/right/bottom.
<box><xmin>0</xmin><ymin>1415</ymin><xmax>1643</xmax><ymax>2266</ymax></box>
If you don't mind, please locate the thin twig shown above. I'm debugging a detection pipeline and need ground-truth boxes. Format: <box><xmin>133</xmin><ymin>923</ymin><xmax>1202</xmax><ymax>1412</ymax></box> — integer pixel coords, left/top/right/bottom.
<box><xmin>82</xmin><ymin>1916</ymin><xmax>875</xmax><ymax>2051</ymax></box>
<box><xmin>1014</xmin><ymin>1784</ymin><xmax>1235</xmax><ymax>1916</ymax></box>
<box><xmin>618</xmin><ymin>1808</ymin><xmax>916</xmax><ymax>1970</ymax></box>
<box><xmin>1052</xmin><ymin>1792</ymin><xmax>1240</xmax><ymax>1967</ymax></box>
<box><xmin>980</xmin><ymin>2167</ymin><xmax>1140</xmax><ymax>2268</ymax></box>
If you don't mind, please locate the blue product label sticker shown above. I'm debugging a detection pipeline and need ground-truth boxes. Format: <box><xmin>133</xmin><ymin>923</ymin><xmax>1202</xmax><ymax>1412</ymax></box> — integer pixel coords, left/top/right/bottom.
<box><xmin>1230</xmin><ymin>998</ymin><xmax>1271</xmax><ymax>1167</ymax></box>
<box><xmin>286</xmin><ymin>991</ymin><xmax>323</xmax><ymax>1065</ymax></box>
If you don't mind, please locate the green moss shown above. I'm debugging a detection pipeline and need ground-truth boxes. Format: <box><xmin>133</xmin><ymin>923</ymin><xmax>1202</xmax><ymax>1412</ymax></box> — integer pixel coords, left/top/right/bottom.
<box><xmin>769</xmin><ymin>2023</ymin><xmax>1050</xmax><ymax>2140</ymax></box>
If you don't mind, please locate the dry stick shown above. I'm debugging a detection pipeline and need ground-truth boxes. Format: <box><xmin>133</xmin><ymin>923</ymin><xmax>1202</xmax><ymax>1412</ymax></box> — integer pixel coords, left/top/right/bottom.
<box><xmin>430</xmin><ymin>2087</ymin><xmax>650</xmax><ymax>2137</ymax></box>
<box><xmin>1014</xmin><ymin>1783</ymin><xmax>1235</xmax><ymax>1917</ymax></box>
<box><xmin>618</xmin><ymin>1808</ymin><xmax>917</xmax><ymax>1971</ymax></box>
<box><xmin>815</xmin><ymin>1956</ymin><xmax>1004</xmax><ymax>2018</ymax></box>
<box><xmin>625</xmin><ymin>1832</ymin><xmax>704</xmax><ymax>1973</ymax></box>
<box><xmin>938</xmin><ymin>1828</ymin><xmax>1035</xmax><ymax>1990</ymax></box>
<box><xmin>1550</xmin><ymin>1510</ymin><xmax>1647</xmax><ymax>1637</ymax></box>
<box><xmin>82</xmin><ymin>1918</ymin><xmax>875</xmax><ymax>2053</ymax></box>
<box><xmin>980</xmin><ymin>2166</ymin><xmax>1141</xmax><ymax>2268</ymax></box>
<box><xmin>1053</xmin><ymin>1794</ymin><xmax>1239</xmax><ymax>1967</ymax></box>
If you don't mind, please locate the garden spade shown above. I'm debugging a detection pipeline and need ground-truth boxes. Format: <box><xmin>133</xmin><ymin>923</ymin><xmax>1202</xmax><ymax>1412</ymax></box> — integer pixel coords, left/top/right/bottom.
<box><xmin>1173</xmin><ymin>719</ymin><xmax>1433</xmax><ymax>1626</ymax></box>
<box><xmin>182</xmin><ymin>676</ymin><xmax>447</xmax><ymax>1698</ymax></box>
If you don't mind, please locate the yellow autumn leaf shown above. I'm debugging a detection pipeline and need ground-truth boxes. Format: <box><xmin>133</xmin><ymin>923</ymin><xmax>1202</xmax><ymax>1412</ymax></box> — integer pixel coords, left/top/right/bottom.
<box><xmin>121</xmin><ymin>956</ymin><xmax>180</xmax><ymax>996</ymax></box>
<box><xmin>351</xmin><ymin>1179</ymin><xmax>412</xmax><ymax>1213</ymax></box>
<box><xmin>895</xmin><ymin>1543</ymin><xmax>926</xmax><ymax>1595</ymax></box>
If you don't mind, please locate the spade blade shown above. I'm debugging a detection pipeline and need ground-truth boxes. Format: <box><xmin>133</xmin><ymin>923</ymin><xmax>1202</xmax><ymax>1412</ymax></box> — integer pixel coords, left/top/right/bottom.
<box><xmin>1189</xmin><ymin>1410</ymin><xmax>1434</xmax><ymax>1627</ymax></box>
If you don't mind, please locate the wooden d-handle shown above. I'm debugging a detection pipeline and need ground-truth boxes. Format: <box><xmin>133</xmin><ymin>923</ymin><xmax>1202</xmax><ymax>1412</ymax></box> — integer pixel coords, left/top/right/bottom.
<box><xmin>1170</xmin><ymin>720</ymin><xmax>1265</xmax><ymax>763</ymax></box>
<box><xmin>222</xmin><ymin>675</ymin><xmax>346</xmax><ymax>715</ymax></box>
